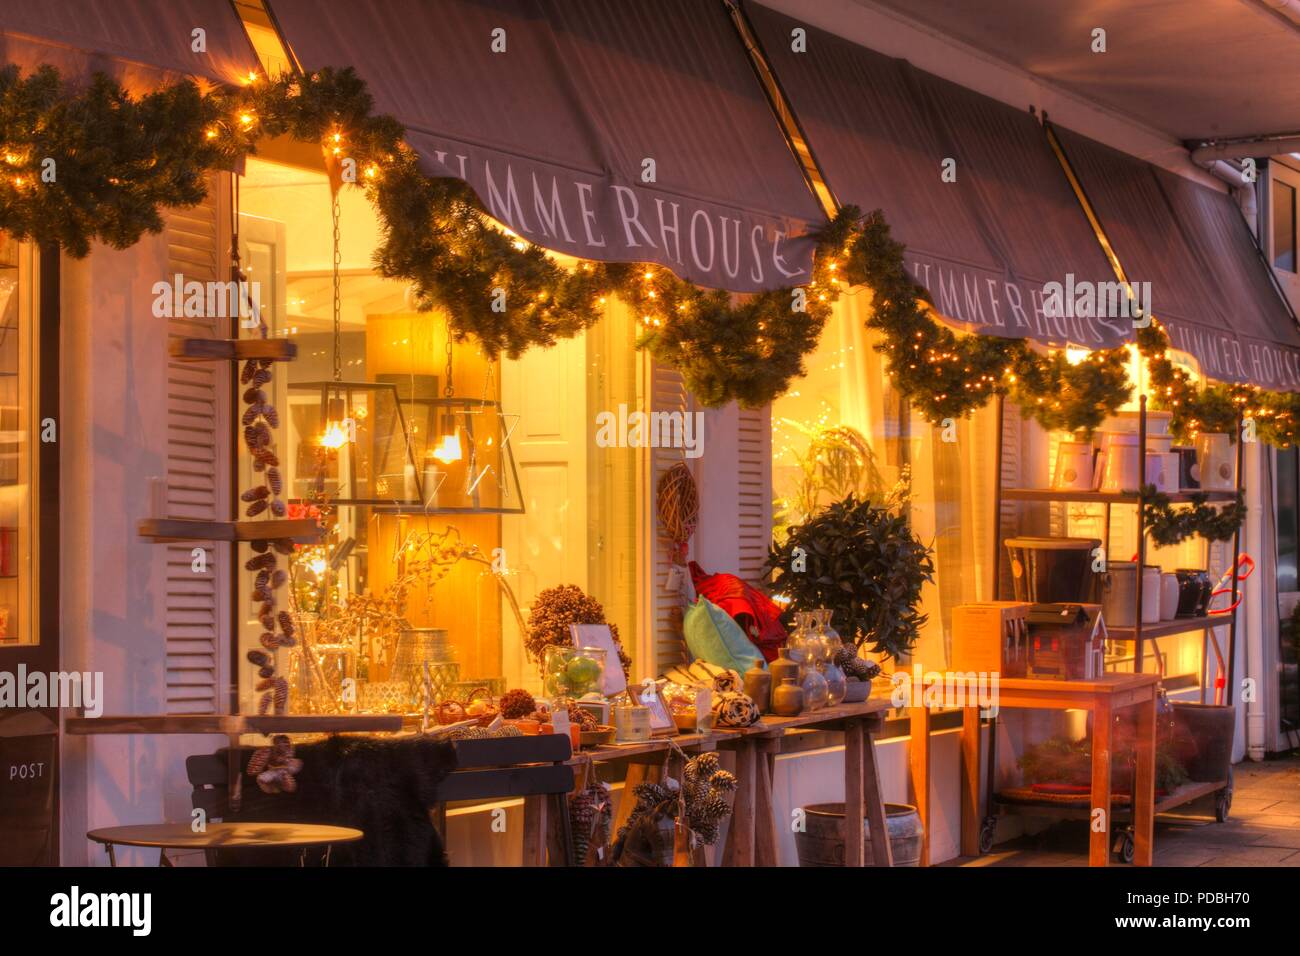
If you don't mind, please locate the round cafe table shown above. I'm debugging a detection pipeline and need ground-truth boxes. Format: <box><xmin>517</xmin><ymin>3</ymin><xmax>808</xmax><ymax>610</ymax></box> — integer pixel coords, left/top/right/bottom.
<box><xmin>87</xmin><ymin>822</ymin><xmax>363</xmax><ymax>866</ymax></box>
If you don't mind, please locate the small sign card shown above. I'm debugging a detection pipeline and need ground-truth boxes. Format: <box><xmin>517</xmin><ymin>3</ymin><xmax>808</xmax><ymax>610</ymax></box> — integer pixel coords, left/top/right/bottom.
<box><xmin>569</xmin><ymin>623</ymin><xmax>628</xmax><ymax>697</ymax></box>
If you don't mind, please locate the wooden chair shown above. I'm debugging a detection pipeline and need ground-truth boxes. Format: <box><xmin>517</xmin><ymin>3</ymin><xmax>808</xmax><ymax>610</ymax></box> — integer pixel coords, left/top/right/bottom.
<box><xmin>186</xmin><ymin>750</ymin><xmax>351</xmax><ymax>866</ymax></box>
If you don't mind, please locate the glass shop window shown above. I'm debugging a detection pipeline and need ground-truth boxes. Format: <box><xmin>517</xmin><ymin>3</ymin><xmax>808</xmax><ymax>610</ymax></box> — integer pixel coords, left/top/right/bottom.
<box><xmin>1274</xmin><ymin>179</ymin><xmax>1297</xmax><ymax>273</ymax></box>
<box><xmin>0</xmin><ymin>234</ymin><xmax>39</xmax><ymax>646</ymax></box>
<box><xmin>0</xmin><ymin>235</ymin><xmax>39</xmax><ymax>647</ymax></box>
<box><xmin>234</xmin><ymin>157</ymin><xmax>639</xmax><ymax>714</ymax></box>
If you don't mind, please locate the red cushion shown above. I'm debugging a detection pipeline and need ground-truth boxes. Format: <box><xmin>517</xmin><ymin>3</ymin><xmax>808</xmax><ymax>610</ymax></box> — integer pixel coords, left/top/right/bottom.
<box><xmin>688</xmin><ymin>561</ymin><xmax>786</xmax><ymax>663</ymax></box>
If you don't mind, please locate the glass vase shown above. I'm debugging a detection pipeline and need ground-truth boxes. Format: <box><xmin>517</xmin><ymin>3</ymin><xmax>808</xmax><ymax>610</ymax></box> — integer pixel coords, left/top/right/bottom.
<box><xmin>801</xmin><ymin>662</ymin><xmax>829</xmax><ymax>711</ymax></box>
<box><xmin>787</xmin><ymin>610</ymin><xmax>814</xmax><ymax>666</ymax></box>
<box><xmin>823</xmin><ymin>659</ymin><xmax>847</xmax><ymax>706</ymax></box>
<box><xmin>542</xmin><ymin>645</ymin><xmax>607</xmax><ymax>700</ymax></box>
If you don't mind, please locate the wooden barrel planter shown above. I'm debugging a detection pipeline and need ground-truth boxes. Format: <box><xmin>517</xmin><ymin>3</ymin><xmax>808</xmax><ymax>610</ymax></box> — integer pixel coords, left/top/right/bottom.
<box><xmin>795</xmin><ymin>802</ymin><xmax>923</xmax><ymax>867</ymax></box>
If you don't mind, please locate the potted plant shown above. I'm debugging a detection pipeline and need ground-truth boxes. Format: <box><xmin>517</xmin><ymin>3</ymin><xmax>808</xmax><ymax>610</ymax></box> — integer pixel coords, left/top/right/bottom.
<box><xmin>764</xmin><ymin>493</ymin><xmax>934</xmax><ymax>661</ymax></box>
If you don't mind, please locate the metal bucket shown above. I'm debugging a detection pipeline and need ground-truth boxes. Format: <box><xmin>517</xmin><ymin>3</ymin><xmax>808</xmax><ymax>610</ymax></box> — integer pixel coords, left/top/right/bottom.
<box><xmin>795</xmin><ymin>802</ymin><xmax>923</xmax><ymax>867</ymax></box>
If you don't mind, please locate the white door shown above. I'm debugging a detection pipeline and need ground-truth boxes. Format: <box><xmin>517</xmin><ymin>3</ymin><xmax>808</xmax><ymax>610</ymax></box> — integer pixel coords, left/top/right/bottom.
<box><xmin>500</xmin><ymin>332</ymin><xmax>589</xmax><ymax>690</ymax></box>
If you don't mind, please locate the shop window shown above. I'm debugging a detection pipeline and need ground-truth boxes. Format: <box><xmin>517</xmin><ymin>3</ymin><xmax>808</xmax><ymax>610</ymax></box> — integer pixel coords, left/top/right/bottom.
<box><xmin>234</xmin><ymin>158</ymin><xmax>639</xmax><ymax>713</ymax></box>
<box><xmin>0</xmin><ymin>234</ymin><xmax>40</xmax><ymax>646</ymax></box>
<box><xmin>1274</xmin><ymin>179</ymin><xmax>1296</xmax><ymax>273</ymax></box>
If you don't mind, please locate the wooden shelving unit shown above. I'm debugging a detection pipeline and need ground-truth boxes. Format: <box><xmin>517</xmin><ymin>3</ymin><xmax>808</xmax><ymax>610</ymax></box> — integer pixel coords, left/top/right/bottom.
<box><xmin>1001</xmin><ymin>488</ymin><xmax>1239</xmax><ymax>505</ymax></box>
<box><xmin>169</xmin><ymin>337</ymin><xmax>297</xmax><ymax>362</ymax></box>
<box><xmin>137</xmin><ymin>517</ymin><xmax>322</xmax><ymax>544</ymax></box>
<box><xmin>63</xmin><ymin>714</ymin><xmax>403</xmax><ymax>736</ymax></box>
<box><xmin>1106</xmin><ymin>614</ymin><xmax>1232</xmax><ymax>642</ymax></box>
<box><xmin>991</xmin><ymin>393</ymin><xmax>1245</xmax><ymax>692</ymax></box>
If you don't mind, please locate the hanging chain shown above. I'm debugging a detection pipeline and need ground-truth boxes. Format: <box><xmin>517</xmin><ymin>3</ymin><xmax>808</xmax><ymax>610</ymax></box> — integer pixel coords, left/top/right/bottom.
<box><xmin>332</xmin><ymin>194</ymin><xmax>342</xmax><ymax>382</ymax></box>
<box><xmin>443</xmin><ymin>321</ymin><xmax>454</xmax><ymax>397</ymax></box>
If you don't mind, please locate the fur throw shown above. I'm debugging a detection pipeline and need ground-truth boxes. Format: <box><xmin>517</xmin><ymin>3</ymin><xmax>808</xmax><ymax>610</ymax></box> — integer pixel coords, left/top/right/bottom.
<box><xmin>219</xmin><ymin>735</ymin><xmax>457</xmax><ymax>866</ymax></box>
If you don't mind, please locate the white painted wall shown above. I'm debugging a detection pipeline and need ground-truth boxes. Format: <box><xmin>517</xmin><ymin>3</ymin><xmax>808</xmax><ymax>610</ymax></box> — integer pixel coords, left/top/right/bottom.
<box><xmin>58</xmin><ymin>237</ymin><xmax>230</xmax><ymax>865</ymax></box>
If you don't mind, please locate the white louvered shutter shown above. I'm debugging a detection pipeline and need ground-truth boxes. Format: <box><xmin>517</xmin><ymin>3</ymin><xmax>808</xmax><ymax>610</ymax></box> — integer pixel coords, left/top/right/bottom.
<box><xmin>643</xmin><ymin>359</ymin><xmax>691</xmax><ymax>677</ymax></box>
<box><xmin>162</xmin><ymin>178</ymin><xmax>231</xmax><ymax>713</ymax></box>
<box><xmin>998</xmin><ymin>401</ymin><xmax>1023</xmax><ymax>599</ymax></box>
<box><xmin>736</xmin><ymin>405</ymin><xmax>772</xmax><ymax>585</ymax></box>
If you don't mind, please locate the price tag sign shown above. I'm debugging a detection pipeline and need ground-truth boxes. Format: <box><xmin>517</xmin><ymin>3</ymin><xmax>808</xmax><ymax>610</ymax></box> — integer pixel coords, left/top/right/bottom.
<box><xmin>551</xmin><ymin>707</ymin><xmax>571</xmax><ymax>737</ymax></box>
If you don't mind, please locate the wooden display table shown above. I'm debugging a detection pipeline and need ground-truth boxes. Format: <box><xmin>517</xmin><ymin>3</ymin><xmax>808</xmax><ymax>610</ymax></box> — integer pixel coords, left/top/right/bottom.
<box><xmin>563</xmin><ymin>699</ymin><xmax>891</xmax><ymax>867</ymax></box>
<box><xmin>947</xmin><ymin>673</ymin><xmax>1160</xmax><ymax>866</ymax></box>
<box><xmin>87</xmin><ymin>822</ymin><xmax>362</xmax><ymax>866</ymax></box>
<box><xmin>718</xmin><ymin>698</ymin><xmax>892</xmax><ymax>867</ymax></box>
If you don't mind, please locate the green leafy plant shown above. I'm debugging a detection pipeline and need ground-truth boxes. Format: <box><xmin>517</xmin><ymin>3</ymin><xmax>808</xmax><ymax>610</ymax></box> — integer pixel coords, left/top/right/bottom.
<box><xmin>764</xmin><ymin>493</ymin><xmax>934</xmax><ymax>660</ymax></box>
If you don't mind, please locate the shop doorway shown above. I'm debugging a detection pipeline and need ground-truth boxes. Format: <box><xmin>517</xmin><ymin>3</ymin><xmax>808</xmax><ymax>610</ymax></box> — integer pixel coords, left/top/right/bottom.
<box><xmin>0</xmin><ymin>239</ymin><xmax>58</xmax><ymax>865</ymax></box>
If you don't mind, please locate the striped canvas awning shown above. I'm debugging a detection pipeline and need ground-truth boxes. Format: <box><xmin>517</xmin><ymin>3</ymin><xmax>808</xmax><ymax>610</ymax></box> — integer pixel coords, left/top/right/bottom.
<box><xmin>267</xmin><ymin>0</ymin><xmax>825</xmax><ymax>292</ymax></box>
<box><xmin>0</xmin><ymin>0</ymin><xmax>260</xmax><ymax>91</ymax></box>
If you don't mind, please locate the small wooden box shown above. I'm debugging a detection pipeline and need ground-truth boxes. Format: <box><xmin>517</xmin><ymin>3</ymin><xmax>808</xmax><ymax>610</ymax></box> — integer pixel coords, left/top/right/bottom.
<box><xmin>951</xmin><ymin>602</ymin><xmax>1031</xmax><ymax>677</ymax></box>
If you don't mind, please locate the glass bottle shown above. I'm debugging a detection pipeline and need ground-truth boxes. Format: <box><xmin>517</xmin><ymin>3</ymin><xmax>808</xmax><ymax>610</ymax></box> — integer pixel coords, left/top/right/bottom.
<box><xmin>788</xmin><ymin>610</ymin><xmax>814</xmax><ymax>667</ymax></box>
<box><xmin>813</xmin><ymin>609</ymin><xmax>846</xmax><ymax>706</ymax></box>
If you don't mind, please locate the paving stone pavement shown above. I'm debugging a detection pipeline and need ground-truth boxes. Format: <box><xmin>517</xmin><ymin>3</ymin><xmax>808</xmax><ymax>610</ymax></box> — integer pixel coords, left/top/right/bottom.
<box><xmin>949</xmin><ymin>756</ymin><xmax>1300</xmax><ymax>867</ymax></box>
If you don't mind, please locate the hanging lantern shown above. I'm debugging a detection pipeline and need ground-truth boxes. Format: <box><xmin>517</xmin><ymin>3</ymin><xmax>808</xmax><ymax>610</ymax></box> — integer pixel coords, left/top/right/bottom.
<box><xmin>410</xmin><ymin>396</ymin><xmax>524</xmax><ymax>515</ymax></box>
<box><xmin>288</xmin><ymin>380</ymin><xmax>422</xmax><ymax>506</ymax></box>
<box><xmin>286</xmin><ymin>381</ymin><xmax>524</xmax><ymax>514</ymax></box>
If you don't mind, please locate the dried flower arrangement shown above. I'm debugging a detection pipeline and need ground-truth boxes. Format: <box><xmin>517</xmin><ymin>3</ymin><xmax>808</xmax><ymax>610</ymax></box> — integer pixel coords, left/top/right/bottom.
<box><xmin>526</xmin><ymin>584</ymin><xmax>631</xmax><ymax>678</ymax></box>
<box><xmin>305</xmin><ymin>524</ymin><xmax>529</xmax><ymax>671</ymax></box>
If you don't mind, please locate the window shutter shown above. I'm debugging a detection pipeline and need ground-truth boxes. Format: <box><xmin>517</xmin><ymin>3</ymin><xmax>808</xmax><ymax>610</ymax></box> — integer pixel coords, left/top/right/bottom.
<box><xmin>162</xmin><ymin>179</ymin><xmax>230</xmax><ymax>714</ymax></box>
<box><xmin>998</xmin><ymin>401</ymin><xmax>1023</xmax><ymax>599</ymax></box>
<box><xmin>736</xmin><ymin>405</ymin><xmax>772</xmax><ymax>585</ymax></box>
<box><xmin>644</xmin><ymin>359</ymin><xmax>691</xmax><ymax>677</ymax></box>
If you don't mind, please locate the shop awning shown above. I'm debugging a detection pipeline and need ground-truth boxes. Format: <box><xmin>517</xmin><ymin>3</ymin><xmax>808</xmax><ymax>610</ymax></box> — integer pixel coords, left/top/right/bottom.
<box><xmin>746</xmin><ymin>2</ymin><xmax>1125</xmax><ymax>349</ymax></box>
<box><xmin>266</xmin><ymin>0</ymin><xmax>824</xmax><ymax>292</ymax></box>
<box><xmin>0</xmin><ymin>0</ymin><xmax>260</xmax><ymax>90</ymax></box>
<box><xmin>1052</xmin><ymin>124</ymin><xmax>1300</xmax><ymax>392</ymax></box>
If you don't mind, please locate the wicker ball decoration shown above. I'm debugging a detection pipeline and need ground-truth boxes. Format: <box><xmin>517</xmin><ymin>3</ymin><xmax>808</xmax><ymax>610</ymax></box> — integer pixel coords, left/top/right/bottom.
<box><xmin>656</xmin><ymin>462</ymin><xmax>699</xmax><ymax>559</ymax></box>
<box><xmin>711</xmin><ymin>691</ymin><xmax>760</xmax><ymax>727</ymax></box>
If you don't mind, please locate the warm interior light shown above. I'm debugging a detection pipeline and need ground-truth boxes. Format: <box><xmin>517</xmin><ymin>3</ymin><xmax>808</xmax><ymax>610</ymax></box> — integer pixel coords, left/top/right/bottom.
<box><xmin>432</xmin><ymin>412</ymin><xmax>466</xmax><ymax>463</ymax></box>
<box><xmin>432</xmin><ymin>432</ymin><xmax>464</xmax><ymax>463</ymax></box>
<box><xmin>320</xmin><ymin>421</ymin><xmax>349</xmax><ymax>449</ymax></box>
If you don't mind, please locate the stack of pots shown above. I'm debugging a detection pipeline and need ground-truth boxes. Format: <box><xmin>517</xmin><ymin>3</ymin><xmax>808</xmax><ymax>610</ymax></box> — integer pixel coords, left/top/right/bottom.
<box><xmin>1049</xmin><ymin>412</ymin><xmax>1233</xmax><ymax>495</ymax></box>
<box><xmin>1096</xmin><ymin>410</ymin><xmax>1178</xmax><ymax>494</ymax></box>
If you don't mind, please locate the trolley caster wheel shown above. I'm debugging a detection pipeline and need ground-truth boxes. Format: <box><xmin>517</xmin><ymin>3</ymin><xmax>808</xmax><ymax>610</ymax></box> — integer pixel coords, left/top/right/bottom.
<box><xmin>1215</xmin><ymin>768</ymin><xmax>1234</xmax><ymax>823</ymax></box>
<box><xmin>978</xmin><ymin>819</ymin><xmax>996</xmax><ymax>855</ymax></box>
<box><xmin>1215</xmin><ymin>789</ymin><xmax>1232</xmax><ymax>823</ymax></box>
<box><xmin>1114</xmin><ymin>829</ymin><xmax>1135</xmax><ymax>864</ymax></box>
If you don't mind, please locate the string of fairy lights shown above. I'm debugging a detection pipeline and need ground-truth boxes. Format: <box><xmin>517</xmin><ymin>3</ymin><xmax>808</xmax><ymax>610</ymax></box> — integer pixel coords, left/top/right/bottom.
<box><xmin>1</xmin><ymin>63</ymin><xmax>1297</xmax><ymax>443</ymax></box>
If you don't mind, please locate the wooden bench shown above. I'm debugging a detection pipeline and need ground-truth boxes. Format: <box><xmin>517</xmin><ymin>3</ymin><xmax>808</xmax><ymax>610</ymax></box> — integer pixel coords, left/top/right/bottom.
<box><xmin>433</xmin><ymin>734</ymin><xmax>576</xmax><ymax>866</ymax></box>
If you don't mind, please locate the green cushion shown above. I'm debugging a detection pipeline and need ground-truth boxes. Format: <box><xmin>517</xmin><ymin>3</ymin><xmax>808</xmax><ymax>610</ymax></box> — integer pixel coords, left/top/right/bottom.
<box><xmin>683</xmin><ymin>597</ymin><xmax>765</xmax><ymax>674</ymax></box>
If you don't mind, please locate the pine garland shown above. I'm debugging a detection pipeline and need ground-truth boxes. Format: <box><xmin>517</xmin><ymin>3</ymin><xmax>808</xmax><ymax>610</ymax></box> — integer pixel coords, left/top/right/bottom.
<box><xmin>1142</xmin><ymin>486</ymin><xmax>1247</xmax><ymax>546</ymax></box>
<box><xmin>4</xmin><ymin>64</ymin><xmax>1300</xmax><ymax>435</ymax></box>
